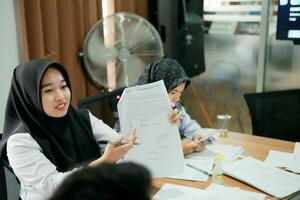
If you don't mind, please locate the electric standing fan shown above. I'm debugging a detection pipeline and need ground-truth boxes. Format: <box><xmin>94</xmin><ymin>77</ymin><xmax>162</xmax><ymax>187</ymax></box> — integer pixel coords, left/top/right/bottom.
<box><xmin>82</xmin><ymin>12</ymin><xmax>164</xmax><ymax>90</ymax></box>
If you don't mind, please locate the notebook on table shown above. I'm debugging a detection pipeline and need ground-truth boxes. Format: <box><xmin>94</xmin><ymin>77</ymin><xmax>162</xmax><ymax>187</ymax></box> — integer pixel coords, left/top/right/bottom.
<box><xmin>223</xmin><ymin>157</ymin><xmax>300</xmax><ymax>199</ymax></box>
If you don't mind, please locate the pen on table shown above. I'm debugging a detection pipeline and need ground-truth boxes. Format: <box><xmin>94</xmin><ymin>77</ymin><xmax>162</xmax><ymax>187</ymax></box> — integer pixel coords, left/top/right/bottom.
<box><xmin>186</xmin><ymin>163</ymin><xmax>212</xmax><ymax>176</ymax></box>
<box><xmin>98</xmin><ymin>141</ymin><xmax>141</xmax><ymax>145</ymax></box>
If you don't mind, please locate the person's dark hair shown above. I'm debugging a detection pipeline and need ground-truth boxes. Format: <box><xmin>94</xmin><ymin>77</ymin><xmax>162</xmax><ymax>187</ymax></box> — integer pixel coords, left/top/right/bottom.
<box><xmin>51</xmin><ymin>162</ymin><xmax>152</xmax><ymax>200</ymax></box>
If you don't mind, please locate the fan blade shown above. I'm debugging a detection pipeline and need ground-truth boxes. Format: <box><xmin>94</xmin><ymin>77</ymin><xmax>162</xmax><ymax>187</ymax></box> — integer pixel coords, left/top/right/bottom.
<box><xmin>85</xmin><ymin>28</ymin><xmax>118</xmax><ymax>66</ymax></box>
<box><xmin>116</xmin><ymin>56</ymin><xmax>145</xmax><ymax>88</ymax></box>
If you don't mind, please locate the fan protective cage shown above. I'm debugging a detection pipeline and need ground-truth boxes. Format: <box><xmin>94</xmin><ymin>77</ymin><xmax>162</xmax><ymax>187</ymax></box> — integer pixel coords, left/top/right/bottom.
<box><xmin>83</xmin><ymin>12</ymin><xmax>164</xmax><ymax>89</ymax></box>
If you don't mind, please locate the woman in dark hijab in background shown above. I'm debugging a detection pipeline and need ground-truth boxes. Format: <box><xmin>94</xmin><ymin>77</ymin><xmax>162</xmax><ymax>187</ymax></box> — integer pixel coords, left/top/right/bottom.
<box><xmin>137</xmin><ymin>58</ymin><xmax>208</xmax><ymax>155</ymax></box>
<box><xmin>0</xmin><ymin>59</ymin><xmax>135</xmax><ymax>200</ymax></box>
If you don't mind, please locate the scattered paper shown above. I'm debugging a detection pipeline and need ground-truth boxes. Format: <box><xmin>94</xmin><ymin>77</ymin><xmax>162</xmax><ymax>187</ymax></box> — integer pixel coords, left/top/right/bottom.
<box><xmin>152</xmin><ymin>183</ymin><xmax>266</xmax><ymax>200</ymax></box>
<box><xmin>223</xmin><ymin>157</ymin><xmax>300</xmax><ymax>199</ymax></box>
<box><xmin>187</xmin><ymin>144</ymin><xmax>244</xmax><ymax>163</ymax></box>
<box><xmin>206</xmin><ymin>183</ymin><xmax>266</xmax><ymax>200</ymax></box>
<box><xmin>264</xmin><ymin>150</ymin><xmax>293</xmax><ymax>168</ymax></box>
<box><xmin>287</xmin><ymin>142</ymin><xmax>300</xmax><ymax>173</ymax></box>
<box><xmin>152</xmin><ymin>184</ymin><xmax>203</xmax><ymax>200</ymax></box>
<box><xmin>166</xmin><ymin>158</ymin><xmax>214</xmax><ymax>181</ymax></box>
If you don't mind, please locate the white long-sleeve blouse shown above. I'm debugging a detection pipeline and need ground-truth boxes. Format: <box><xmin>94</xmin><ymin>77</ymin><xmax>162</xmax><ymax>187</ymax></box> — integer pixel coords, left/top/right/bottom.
<box><xmin>6</xmin><ymin>112</ymin><xmax>118</xmax><ymax>200</ymax></box>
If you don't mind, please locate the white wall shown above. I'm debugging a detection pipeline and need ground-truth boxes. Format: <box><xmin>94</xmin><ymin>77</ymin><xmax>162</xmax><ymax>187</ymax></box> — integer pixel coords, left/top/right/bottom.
<box><xmin>0</xmin><ymin>1</ymin><xmax>21</xmax><ymax>200</ymax></box>
<box><xmin>0</xmin><ymin>0</ymin><xmax>20</xmax><ymax>131</ymax></box>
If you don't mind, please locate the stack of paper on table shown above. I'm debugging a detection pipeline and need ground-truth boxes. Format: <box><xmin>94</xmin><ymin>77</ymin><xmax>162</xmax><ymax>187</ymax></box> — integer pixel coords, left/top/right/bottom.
<box><xmin>166</xmin><ymin>158</ymin><xmax>214</xmax><ymax>181</ymax></box>
<box><xmin>205</xmin><ymin>183</ymin><xmax>266</xmax><ymax>200</ymax></box>
<box><xmin>264</xmin><ymin>142</ymin><xmax>300</xmax><ymax>173</ymax></box>
<box><xmin>152</xmin><ymin>184</ymin><xmax>204</xmax><ymax>200</ymax></box>
<box><xmin>117</xmin><ymin>80</ymin><xmax>184</xmax><ymax>177</ymax></box>
<box><xmin>152</xmin><ymin>183</ymin><xmax>266</xmax><ymax>200</ymax></box>
<box><xmin>187</xmin><ymin>144</ymin><xmax>244</xmax><ymax>163</ymax></box>
<box><xmin>223</xmin><ymin>156</ymin><xmax>300</xmax><ymax>199</ymax></box>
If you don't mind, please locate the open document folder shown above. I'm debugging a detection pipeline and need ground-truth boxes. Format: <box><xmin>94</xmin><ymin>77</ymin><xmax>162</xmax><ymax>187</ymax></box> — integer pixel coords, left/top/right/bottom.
<box><xmin>117</xmin><ymin>80</ymin><xmax>184</xmax><ymax>177</ymax></box>
<box><xmin>223</xmin><ymin>156</ymin><xmax>300</xmax><ymax>199</ymax></box>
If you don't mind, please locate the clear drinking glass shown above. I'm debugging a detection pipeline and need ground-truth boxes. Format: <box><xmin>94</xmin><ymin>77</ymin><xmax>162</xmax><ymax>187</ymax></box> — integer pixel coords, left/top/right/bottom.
<box><xmin>216</xmin><ymin>114</ymin><xmax>232</xmax><ymax>137</ymax></box>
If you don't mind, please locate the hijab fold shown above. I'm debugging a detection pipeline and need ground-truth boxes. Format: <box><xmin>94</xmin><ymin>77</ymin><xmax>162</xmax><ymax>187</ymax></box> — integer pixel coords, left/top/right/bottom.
<box><xmin>0</xmin><ymin>59</ymin><xmax>100</xmax><ymax>171</ymax></box>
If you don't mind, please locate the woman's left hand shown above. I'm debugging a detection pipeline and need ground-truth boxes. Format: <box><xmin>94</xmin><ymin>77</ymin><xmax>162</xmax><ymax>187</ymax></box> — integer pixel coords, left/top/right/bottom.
<box><xmin>169</xmin><ymin>108</ymin><xmax>180</xmax><ymax>125</ymax></box>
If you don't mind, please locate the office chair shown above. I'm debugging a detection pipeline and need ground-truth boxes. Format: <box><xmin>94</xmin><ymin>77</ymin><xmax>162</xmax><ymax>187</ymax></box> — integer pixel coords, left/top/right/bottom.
<box><xmin>0</xmin><ymin>134</ymin><xmax>7</xmax><ymax>200</ymax></box>
<box><xmin>244</xmin><ymin>89</ymin><xmax>300</xmax><ymax>142</ymax></box>
<box><xmin>77</xmin><ymin>87</ymin><xmax>125</xmax><ymax>128</ymax></box>
<box><xmin>0</xmin><ymin>133</ymin><xmax>21</xmax><ymax>200</ymax></box>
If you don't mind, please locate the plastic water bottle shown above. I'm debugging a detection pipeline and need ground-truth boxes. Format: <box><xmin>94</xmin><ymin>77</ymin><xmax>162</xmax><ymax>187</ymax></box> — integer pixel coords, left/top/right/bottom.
<box><xmin>213</xmin><ymin>153</ymin><xmax>224</xmax><ymax>184</ymax></box>
<box><xmin>216</xmin><ymin>114</ymin><xmax>231</xmax><ymax>137</ymax></box>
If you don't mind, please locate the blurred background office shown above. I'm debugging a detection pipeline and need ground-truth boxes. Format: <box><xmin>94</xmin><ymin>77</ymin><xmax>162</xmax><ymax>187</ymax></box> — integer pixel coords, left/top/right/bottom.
<box><xmin>1</xmin><ymin>1</ymin><xmax>300</xmax><ymax>199</ymax></box>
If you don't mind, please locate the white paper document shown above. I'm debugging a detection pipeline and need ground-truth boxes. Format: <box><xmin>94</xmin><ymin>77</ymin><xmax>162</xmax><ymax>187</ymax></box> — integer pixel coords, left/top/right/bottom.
<box><xmin>223</xmin><ymin>156</ymin><xmax>300</xmax><ymax>199</ymax></box>
<box><xmin>206</xmin><ymin>183</ymin><xmax>266</xmax><ymax>200</ymax></box>
<box><xmin>287</xmin><ymin>142</ymin><xmax>300</xmax><ymax>173</ymax></box>
<box><xmin>186</xmin><ymin>148</ymin><xmax>217</xmax><ymax>158</ymax></box>
<box><xmin>152</xmin><ymin>184</ymin><xmax>204</xmax><ymax>200</ymax></box>
<box><xmin>117</xmin><ymin>80</ymin><xmax>184</xmax><ymax>177</ymax></box>
<box><xmin>264</xmin><ymin>145</ymin><xmax>300</xmax><ymax>174</ymax></box>
<box><xmin>264</xmin><ymin>150</ymin><xmax>293</xmax><ymax>168</ymax></box>
<box><xmin>166</xmin><ymin>158</ymin><xmax>214</xmax><ymax>181</ymax></box>
<box><xmin>152</xmin><ymin>183</ymin><xmax>266</xmax><ymax>200</ymax></box>
<box><xmin>187</xmin><ymin>144</ymin><xmax>244</xmax><ymax>163</ymax></box>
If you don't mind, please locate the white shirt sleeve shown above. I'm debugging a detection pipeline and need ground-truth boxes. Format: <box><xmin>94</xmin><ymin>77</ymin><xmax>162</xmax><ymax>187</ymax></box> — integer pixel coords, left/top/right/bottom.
<box><xmin>178</xmin><ymin>104</ymin><xmax>208</xmax><ymax>139</ymax></box>
<box><xmin>7</xmin><ymin>133</ymin><xmax>78</xmax><ymax>200</ymax></box>
<box><xmin>89</xmin><ymin>111</ymin><xmax>119</xmax><ymax>142</ymax></box>
<box><xmin>6</xmin><ymin>112</ymin><xmax>119</xmax><ymax>200</ymax></box>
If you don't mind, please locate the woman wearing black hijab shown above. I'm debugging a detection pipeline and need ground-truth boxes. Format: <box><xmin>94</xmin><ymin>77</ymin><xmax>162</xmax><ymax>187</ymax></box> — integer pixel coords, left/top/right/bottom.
<box><xmin>0</xmin><ymin>59</ymin><xmax>135</xmax><ymax>200</ymax></box>
<box><xmin>136</xmin><ymin>58</ymin><xmax>208</xmax><ymax>155</ymax></box>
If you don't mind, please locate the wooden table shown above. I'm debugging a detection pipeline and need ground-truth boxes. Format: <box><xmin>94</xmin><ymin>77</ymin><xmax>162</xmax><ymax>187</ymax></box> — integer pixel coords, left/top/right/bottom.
<box><xmin>151</xmin><ymin>130</ymin><xmax>295</xmax><ymax>199</ymax></box>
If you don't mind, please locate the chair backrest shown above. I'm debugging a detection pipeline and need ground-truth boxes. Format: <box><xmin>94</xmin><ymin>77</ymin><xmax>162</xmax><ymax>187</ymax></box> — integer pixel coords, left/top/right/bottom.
<box><xmin>244</xmin><ymin>89</ymin><xmax>300</xmax><ymax>142</ymax></box>
<box><xmin>0</xmin><ymin>134</ymin><xmax>21</xmax><ymax>200</ymax></box>
<box><xmin>77</xmin><ymin>87</ymin><xmax>125</xmax><ymax>128</ymax></box>
<box><xmin>0</xmin><ymin>134</ymin><xmax>8</xmax><ymax>200</ymax></box>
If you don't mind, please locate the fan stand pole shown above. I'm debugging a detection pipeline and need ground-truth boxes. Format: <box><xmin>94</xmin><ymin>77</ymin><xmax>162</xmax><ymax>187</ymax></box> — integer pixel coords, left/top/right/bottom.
<box><xmin>102</xmin><ymin>0</ymin><xmax>116</xmax><ymax>91</ymax></box>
